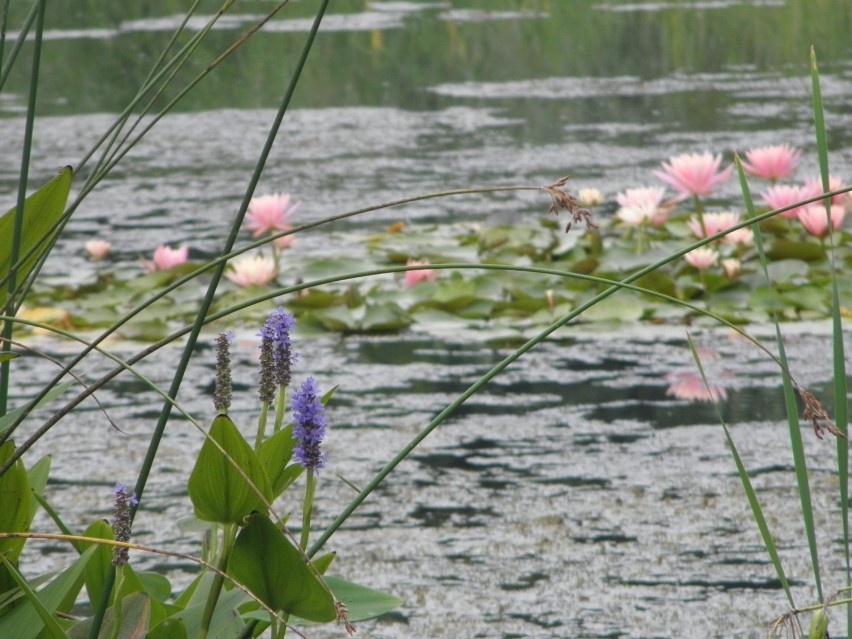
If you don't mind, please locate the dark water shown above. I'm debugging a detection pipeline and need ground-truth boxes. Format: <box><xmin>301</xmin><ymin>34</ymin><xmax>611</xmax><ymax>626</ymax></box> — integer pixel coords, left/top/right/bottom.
<box><xmin>3</xmin><ymin>1</ymin><xmax>852</xmax><ymax>637</ymax></box>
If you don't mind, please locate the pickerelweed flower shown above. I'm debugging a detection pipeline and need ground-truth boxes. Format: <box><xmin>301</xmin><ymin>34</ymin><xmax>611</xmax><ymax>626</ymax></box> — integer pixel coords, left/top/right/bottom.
<box><xmin>111</xmin><ymin>483</ymin><xmax>139</xmax><ymax>567</ymax></box>
<box><xmin>761</xmin><ymin>184</ymin><xmax>810</xmax><ymax>218</ymax></box>
<box><xmin>225</xmin><ymin>254</ymin><xmax>277</xmax><ymax>287</ymax></box>
<box><xmin>653</xmin><ymin>151</ymin><xmax>733</xmax><ymax>199</ymax></box>
<box><xmin>214</xmin><ymin>332</ymin><xmax>233</xmax><ymax>414</ymax></box>
<box><xmin>741</xmin><ymin>144</ymin><xmax>801</xmax><ymax>181</ymax></box>
<box><xmin>258</xmin><ymin>308</ymin><xmax>297</xmax><ymax>400</ymax></box>
<box><xmin>797</xmin><ymin>204</ymin><xmax>846</xmax><ymax>238</ymax></box>
<box><xmin>615</xmin><ymin>186</ymin><xmax>668</xmax><ymax>226</ymax></box>
<box><xmin>684</xmin><ymin>247</ymin><xmax>719</xmax><ymax>270</ymax></box>
<box><xmin>803</xmin><ymin>175</ymin><xmax>848</xmax><ymax>206</ymax></box>
<box><xmin>143</xmin><ymin>244</ymin><xmax>189</xmax><ymax>272</ymax></box>
<box><xmin>291</xmin><ymin>377</ymin><xmax>328</xmax><ymax>471</ymax></box>
<box><xmin>405</xmin><ymin>259</ymin><xmax>438</xmax><ymax>287</ymax></box>
<box><xmin>245</xmin><ymin>193</ymin><xmax>301</xmax><ymax>238</ymax></box>
<box><xmin>85</xmin><ymin>239</ymin><xmax>111</xmax><ymax>260</ymax></box>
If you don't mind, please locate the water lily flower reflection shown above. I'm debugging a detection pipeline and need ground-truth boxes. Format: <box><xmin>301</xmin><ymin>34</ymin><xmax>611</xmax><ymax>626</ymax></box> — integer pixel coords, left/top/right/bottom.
<box><xmin>665</xmin><ymin>371</ymin><xmax>727</xmax><ymax>402</ymax></box>
<box><xmin>741</xmin><ymin>144</ymin><xmax>801</xmax><ymax>181</ymax></box>
<box><xmin>405</xmin><ymin>259</ymin><xmax>438</xmax><ymax>287</ymax></box>
<box><xmin>226</xmin><ymin>254</ymin><xmax>277</xmax><ymax>287</ymax></box>
<box><xmin>245</xmin><ymin>193</ymin><xmax>301</xmax><ymax>237</ymax></box>
<box><xmin>615</xmin><ymin>186</ymin><xmax>668</xmax><ymax>226</ymax></box>
<box><xmin>143</xmin><ymin>245</ymin><xmax>189</xmax><ymax>272</ymax></box>
<box><xmin>654</xmin><ymin>151</ymin><xmax>733</xmax><ymax>199</ymax></box>
<box><xmin>85</xmin><ymin>239</ymin><xmax>111</xmax><ymax>260</ymax></box>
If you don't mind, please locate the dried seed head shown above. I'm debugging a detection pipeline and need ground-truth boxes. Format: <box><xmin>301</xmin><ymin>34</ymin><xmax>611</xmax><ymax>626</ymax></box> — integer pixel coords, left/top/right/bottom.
<box><xmin>799</xmin><ymin>387</ymin><xmax>845</xmax><ymax>440</ymax></box>
<box><xmin>336</xmin><ymin>600</ymin><xmax>356</xmax><ymax>636</ymax></box>
<box><xmin>542</xmin><ymin>176</ymin><xmax>597</xmax><ymax>233</ymax></box>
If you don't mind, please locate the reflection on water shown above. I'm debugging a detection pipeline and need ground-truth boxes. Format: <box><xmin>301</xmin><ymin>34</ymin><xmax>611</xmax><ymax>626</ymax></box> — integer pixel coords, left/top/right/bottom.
<box><xmin>3</xmin><ymin>0</ymin><xmax>852</xmax><ymax>637</ymax></box>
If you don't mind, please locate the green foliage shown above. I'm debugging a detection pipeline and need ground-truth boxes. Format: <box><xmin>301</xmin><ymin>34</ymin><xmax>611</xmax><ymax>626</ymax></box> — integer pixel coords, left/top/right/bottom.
<box><xmin>0</xmin><ymin>442</ymin><xmax>32</xmax><ymax>594</ymax></box>
<box><xmin>228</xmin><ymin>513</ymin><xmax>336</xmax><ymax>623</ymax></box>
<box><xmin>187</xmin><ymin>415</ymin><xmax>272</xmax><ymax>525</ymax></box>
<box><xmin>0</xmin><ymin>167</ymin><xmax>73</xmax><ymax>308</ymax></box>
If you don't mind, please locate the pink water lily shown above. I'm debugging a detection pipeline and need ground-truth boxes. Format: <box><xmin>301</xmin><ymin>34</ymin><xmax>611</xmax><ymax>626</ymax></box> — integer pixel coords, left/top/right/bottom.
<box><xmin>797</xmin><ymin>205</ymin><xmax>846</xmax><ymax>238</ymax></box>
<box><xmin>272</xmin><ymin>224</ymin><xmax>296</xmax><ymax>250</ymax></box>
<box><xmin>245</xmin><ymin>193</ymin><xmax>301</xmax><ymax>238</ymax></box>
<box><xmin>144</xmin><ymin>245</ymin><xmax>188</xmax><ymax>272</ymax></box>
<box><xmin>85</xmin><ymin>239</ymin><xmax>111</xmax><ymax>260</ymax></box>
<box><xmin>684</xmin><ymin>247</ymin><xmax>719</xmax><ymax>270</ymax></box>
<box><xmin>741</xmin><ymin>144</ymin><xmax>801</xmax><ymax>181</ymax></box>
<box><xmin>405</xmin><ymin>259</ymin><xmax>437</xmax><ymax>287</ymax></box>
<box><xmin>615</xmin><ymin>186</ymin><xmax>668</xmax><ymax>226</ymax></box>
<box><xmin>225</xmin><ymin>254</ymin><xmax>277</xmax><ymax>287</ymax></box>
<box><xmin>761</xmin><ymin>184</ymin><xmax>810</xmax><ymax>218</ymax></box>
<box><xmin>687</xmin><ymin>211</ymin><xmax>752</xmax><ymax>245</ymax></box>
<box><xmin>654</xmin><ymin>151</ymin><xmax>733</xmax><ymax>198</ymax></box>
<box><xmin>803</xmin><ymin>175</ymin><xmax>848</xmax><ymax>206</ymax></box>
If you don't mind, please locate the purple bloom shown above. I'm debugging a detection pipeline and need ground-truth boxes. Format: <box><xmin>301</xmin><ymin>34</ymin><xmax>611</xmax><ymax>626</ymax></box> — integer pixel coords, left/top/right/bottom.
<box><xmin>291</xmin><ymin>377</ymin><xmax>328</xmax><ymax>471</ymax></box>
<box><xmin>258</xmin><ymin>308</ymin><xmax>297</xmax><ymax>396</ymax></box>
<box><xmin>111</xmin><ymin>483</ymin><xmax>138</xmax><ymax>566</ymax></box>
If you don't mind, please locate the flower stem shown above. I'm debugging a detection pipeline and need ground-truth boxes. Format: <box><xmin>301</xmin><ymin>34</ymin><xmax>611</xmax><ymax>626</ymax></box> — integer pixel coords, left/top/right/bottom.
<box><xmin>255</xmin><ymin>400</ymin><xmax>270</xmax><ymax>450</ymax></box>
<box><xmin>109</xmin><ymin>566</ymin><xmax>126</xmax><ymax>639</ymax></box>
<box><xmin>198</xmin><ymin>523</ymin><xmax>236</xmax><ymax>639</ymax></box>
<box><xmin>273</xmin><ymin>385</ymin><xmax>286</xmax><ymax>433</ymax></box>
<box><xmin>300</xmin><ymin>469</ymin><xmax>316</xmax><ymax>551</ymax></box>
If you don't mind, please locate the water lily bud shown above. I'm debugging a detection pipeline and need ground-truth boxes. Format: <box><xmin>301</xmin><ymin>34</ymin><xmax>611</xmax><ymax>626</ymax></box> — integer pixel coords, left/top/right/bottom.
<box><xmin>577</xmin><ymin>188</ymin><xmax>603</xmax><ymax>207</ymax></box>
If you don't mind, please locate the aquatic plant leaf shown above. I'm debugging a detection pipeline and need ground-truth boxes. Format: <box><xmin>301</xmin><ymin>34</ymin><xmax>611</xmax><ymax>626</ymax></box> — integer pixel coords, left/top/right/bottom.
<box><xmin>81</xmin><ymin>519</ymin><xmax>114</xmax><ymax>612</ymax></box>
<box><xmin>0</xmin><ymin>167</ymin><xmax>73</xmax><ymax>308</ymax></box>
<box><xmin>0</xmin><ymin>441</ymin><xmax>32</xmax><ymax>593</ymax></box>
<box><xmin>0</xmin><ymin>352</ymin><xmax>18</xmax><ymax>363</ymax></box>
<box><xmin>229</xmin><ymin>513</ymin><xmax>336</xmax><ymax>622</ymax></box>
<box><xmin>0</xmin><ymin>546</ymin><xmax>97</xmax><ymax>639</ymax></box>
<box><xmin>0</xmin><ymin>553</ymin><xmax>69</xmax><ymax>639</ymax></box>
<box><xmin>324</xmin><ymin>576</ymin><xmax>402</xmax><ymax>622</ymax></box>
<box><xmin>171</xmin><ymin>574</ymin><xmax>251</xmax><ymax>639</ymax></box>
<box><xmin>188</xmin><ymin>415</ymin><xmax>272</xmax><ymax>525</ymax></box>
<box><xmin>146</xmin><ymin>618</ymin><xmax>187</xmax><ymax>639</ymax></box>
<box><xmin>26</xmin><ymin>455</ymin><xmax>51</xmax><ymax>515</ymax></box>
<box><xmin>258</xmin><ymin>425</ymin><xmax>296</xmax><ymax>497</ymax></box>
<box><xmin>361</xmin><ymin>303</ymin><xmax>411</xmax><ymax>331</ymax></box>
<box><xmin>766</xmin><ymin>239</ymin><xmax>825</xmax><ymax>262</ymax></box>
<box><xmin>67</xmin><ymin>592</ymin><xmax>152</xmax><ymax>639</ymax></box>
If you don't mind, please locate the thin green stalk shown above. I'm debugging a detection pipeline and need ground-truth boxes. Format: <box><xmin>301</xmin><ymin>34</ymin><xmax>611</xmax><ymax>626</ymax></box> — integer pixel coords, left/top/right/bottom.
<box><xmin>199</xmin><ymin>523</ymin><xmax>236</xmax><ymax>639</ymax></box>
<box><xmin>811</xmin><ymin>46</ymin><xmax>850</xmax><ymax>632</ymax></box>
<box><xmin>0</xmin><ymin>0</ymin><xmax>9</xmax><ymax>70</ymax></box>
<box><xmin>687</xmin><ymin>336</ymin><xmax>796</xmax><ymax>610</ymax></box>
<box><xmin>0</xmin><ymin>1</ymin><xmax>37</xmax><ymax>91</ymax></box>
<box><xmin>0</xmin><ymin>0</ymin><xmax>43</xmax><ymax>416</ymax></box>
<box><xmin>255</xmin><ymin>401</ymin><xmax>271</xmax><ymax>450</ymax></box>
<box><xmin>273</xmin><ymin>387</ymin><xmax>287</xmax><ymax>433</ymax></box>
<box><xmin>300</xmin><ymin>469</ymin><xmax>316</xmax><ymax>551</ymax></box>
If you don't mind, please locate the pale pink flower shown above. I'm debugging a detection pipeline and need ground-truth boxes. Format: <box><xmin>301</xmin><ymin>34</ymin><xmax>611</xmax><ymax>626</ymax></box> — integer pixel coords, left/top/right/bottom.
<box><xmin>577</xmin><ymin>188</ymin><xmax>604</xmax><ymax>207</ymax></box>
<box><xmin>665</xmin><ymin>371</ymin><xmax>727</xmax><ymax>402</ymax></box>
<box><xmin>761</xmin><ymin>184</ymin><xmax>810</xmax><ymax>218</ymax></box>
<box><xmin>653</xmin><ymin>151</ymin><xmax>733</xmax><ymax>198</ymax></box>
<box><xmin>797</xmin><ymin>204</ymin><xmax>846</xmax><ymax>238</ymax></box>
<box><xmin>405</xmin><ymin>259</ymin><xmax>437</xmax><ymax>287</ymax></box>
<box><xmin>687</xmin><ymin>211</ymin><xmax>740</xmax><ymax>238</ymax></box>
<box><xmin>684</xmin><ymin>247</ymin><xmax>719</xmax><ymax>270</ymax></box>
<box><xmin>225</xmin><ymin>254</ymin><xmax>277</xmax><ymax>287</ymax></box>
<box><xmin>85</xmin><ymin>239</ymin><xmax>111</xmax><ymax>260</ymax></box>
<box><xmin>615</xmin><ymin>186</ymin><xmax>668</xmax><ymax>226</ymax></box>
<box><xmin>721</xmin><ymin>258</ymin><xmax>741</xmax><ymax>280</ymax></box>
<box><xmin>143</xmin><ymin>245</ymin><xmax>189</xmax><ymax>272</ymax></box>
<box><xmin>272</xmin><ymin>225</ymin><xmax>296</xmax><ymax>250</ymax></box>
<box><xmin>803</xmin><ymin>175</ymin><xmax>847</xmax><ymax>206</ymax></box>
<box><xmin>245</xmin><ymin>193</ymin><xmax>301</xmax><ymax>238</ymax></box>
<box><xmin>741</xmin><ymin>144</ymin><xmax>801</xmax><ymax>180</ymax></box>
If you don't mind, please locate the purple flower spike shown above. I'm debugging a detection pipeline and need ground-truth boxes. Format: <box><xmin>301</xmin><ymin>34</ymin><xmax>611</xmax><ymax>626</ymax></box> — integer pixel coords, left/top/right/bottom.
<box><xmin>291</xmin><ymin>377</ymin><xmax>328</xmax><ymax>471</ymax></box>
<box><xmin>111</xmin><ymin>483</ymin><xmax>138</xmax><ymax>566</ymax></box>
<box><xmin>258</xmin><ymin>308</ymin><xmax>297</xmax><ymax>402</ymax></box>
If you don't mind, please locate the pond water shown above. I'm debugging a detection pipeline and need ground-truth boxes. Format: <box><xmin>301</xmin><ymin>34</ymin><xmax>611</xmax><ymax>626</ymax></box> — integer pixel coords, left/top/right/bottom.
<box><xmin>3</xmin><ymin>1</ymin><xmax>852</xmax><ymax>638</ymax></box>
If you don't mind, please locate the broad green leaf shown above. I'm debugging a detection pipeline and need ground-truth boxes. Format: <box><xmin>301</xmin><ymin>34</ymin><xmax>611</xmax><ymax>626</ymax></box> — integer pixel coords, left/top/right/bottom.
<box><xmin>188</xmin><ymin>415</ymin><xmax>272</xmax><ymax>525</ymax></box>
<box><xmin>0</xmin><ymin>352</ymin><xmax>18</xmax><ymax>363</ymax></box>
<box><xmin>360</xmin><ymin>303</ymin><xmax>411</xmax><ymax>331</ymax></box>
<box><xmin>229</xmin><ymin>513</ymin><xmax>335</xmax><ymax>622</ymax></box>
<box><xmin>0</xmin><ymin>441</ymin><xmax>32</xmax><ymax>593</ymax></box>
<box><xmin>26</xmin><ymin>455</ymin><xmax>52</xmax><ymax>516</ymax></box>
<box><xmin>325</xmin><ymin>576</ymin><xmax>402</xmax><ymax>622</ymax></box>
<box><xmin>0</xmin><ymin>167</ymin><xmax>73</xmax><ymax>308</ymax></box>
<box><xmin>146</xmin><ymin>618</ymin><xmax>187</xmax><ymax>639</ymax></box>
<box><xmin>172</xmin><ymin>584</ymin><xmax>248</xmax><ymax>639</ymax></box>
<box><xmin>0</xmin><ymin>546</ymin><xmax>96</xmax><ymax>639</ymax></box>
<box><xmin>80</xmin><ymin>520</ymin><xmax>114</xmax><ymax>611</ymax></box>
<box><xmin>258</xmin><ymin>425</ymin><xmax>296</xmax><ymax>497</ymax></box>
